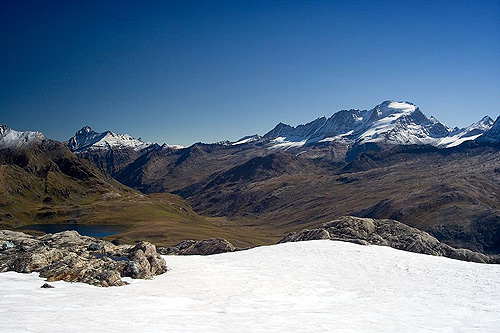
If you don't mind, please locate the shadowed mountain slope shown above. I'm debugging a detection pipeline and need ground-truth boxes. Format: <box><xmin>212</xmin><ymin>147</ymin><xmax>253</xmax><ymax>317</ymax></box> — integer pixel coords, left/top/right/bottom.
<box><xmin>177</xmin><ymin>142</ymin><xmax>500</xmax><ymax>253</ymax></box>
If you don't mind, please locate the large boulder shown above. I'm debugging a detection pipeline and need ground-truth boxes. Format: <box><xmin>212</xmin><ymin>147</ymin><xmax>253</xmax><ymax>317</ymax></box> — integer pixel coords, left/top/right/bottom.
<box><xmin>124</xmin><ymin>241</ymin><xmax>167</xmax><ymax>279</ymax></box>
<box><xmin>279</xmin><ymin>216</ymin><xmax>492</xmax><ymax>264</ymax></box>
<box><xmin>158</xmin><ymin>238</ymin><xmax>236</xmax><ymax>255</ymax></box>
<box><xmin>0</xmin><ymin>230</ymin><xmax>167</xmax><ymax>287</ymax></box>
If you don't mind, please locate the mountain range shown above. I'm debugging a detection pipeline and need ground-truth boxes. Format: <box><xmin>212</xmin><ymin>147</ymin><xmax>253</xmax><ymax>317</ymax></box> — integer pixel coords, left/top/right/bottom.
<box><xmin>1</xmin><ymin>100</ymin><xmax>500</xmax><ymax>252</ymax></box>
<box><xmin>63</xmin><ymin>100</ymin><xmax>499</xmax><ymax>193</ymax></box>
<box><xmin>68</xmin><ymin>101</ymin><xmax>498</xmax><ymax>157</ymax></box>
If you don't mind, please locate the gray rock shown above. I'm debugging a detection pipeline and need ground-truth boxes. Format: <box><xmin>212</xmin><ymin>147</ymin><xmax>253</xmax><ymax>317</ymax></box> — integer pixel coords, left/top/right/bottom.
<box><xmin>1</xmin><ymin>240</ymin><xmax>14</xmax><ymax>250</ymax></box>
<box><xmin>124</xmin><ymin>261</ymin><xmax>141</xmax><ymax>278</ymax></box>
<box><xmin>41</xmin><ymin>283</ymin><xmax>54</xmax><ymax>288</ymax></box>
<box><xmin>123</xmin><ymin>242</ymin><xmax>167</xmax><ymax>279</ymax></box>
<box><xmin>279</xmin><ymin>216</ymin><xmax>493</xmax><ymax>264</ymax></box>
<box><xmin>0</xmin><ymin>230</ymin><xmax>167</xmax><ymax>287</ymax></box>
<box><xmin>88</xmin><ymin>243</ymin><xmax>103</xmax><ymax>251</ymax></box>
<box><xmin>158</xmin><ymin>238</ymin><xmax>236</xmax><ymax>255</ymax></box>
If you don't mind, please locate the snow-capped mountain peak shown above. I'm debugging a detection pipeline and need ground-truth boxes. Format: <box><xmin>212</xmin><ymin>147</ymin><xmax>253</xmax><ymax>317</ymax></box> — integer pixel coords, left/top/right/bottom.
<box><xmin>68</xmin><ymin>126</ymin><xmax>153</xmax><ymax>152</ymax></box>
<box><xmin>359</xmin><ymin>101</ymin><xmax>451</xmax><ymax>145</ymax></box>
<box><xmin>79</xmin><ymin>126</ymin><xmax>93</xmax><ymax>134</ymax></box>
<box><xmin>474</xmin><ymin>116</ymin><xmax>494</xmax><ymax>129</ymax></box>
<box><xmin>0</xmin><ymin>124</ymin><xmax>46</xmax><ymax>149</ymax></box>
<box><xmin>263</xmin><ymin>101</ymin><xmax>495</xmax><ymax>149</ymax></box>
<box><xmin>477</xmin><ymin>115</ymin><xmax>500</xmax><ymax>143</ymax></box>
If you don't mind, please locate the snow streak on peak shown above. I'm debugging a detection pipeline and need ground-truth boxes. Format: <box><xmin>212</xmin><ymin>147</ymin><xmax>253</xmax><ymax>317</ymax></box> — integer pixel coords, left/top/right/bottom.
<box><xmin>0</xmin><ymin>124</ymin><xmax>46</xmax><ymax>149</ymax></box>
<box><xmin>232</xmin><ymin>134</ymin><xmax>262</xmax><ymax>146</ymax></box>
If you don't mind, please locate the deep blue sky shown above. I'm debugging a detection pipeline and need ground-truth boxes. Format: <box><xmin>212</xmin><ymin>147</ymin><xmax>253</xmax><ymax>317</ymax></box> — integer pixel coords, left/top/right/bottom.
<box><xmin>1</xmin><ymin>0</ymin><xmax>499</xmax><ymax>145</ymax></box>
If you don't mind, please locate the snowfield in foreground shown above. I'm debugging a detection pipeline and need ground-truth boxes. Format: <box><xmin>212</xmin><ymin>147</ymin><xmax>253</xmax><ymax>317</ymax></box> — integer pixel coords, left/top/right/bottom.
<box><xmin>1</xmin><ymin>240</ymin><xmax>499</xmax><ymax>332</ymax></box>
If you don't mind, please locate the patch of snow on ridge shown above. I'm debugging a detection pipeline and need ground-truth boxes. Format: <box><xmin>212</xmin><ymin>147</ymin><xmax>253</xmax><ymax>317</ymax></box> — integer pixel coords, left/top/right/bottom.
<box><xmin>166</xmin><ymin>144</ymin><xmax>185</xmax><ymax>149</ymax></box>
<box><xmin>269</xmin><ymin>137</ymin><xmax>307</xmax><ymax>150</ymax></box>
<box><xmin>232</xmin><ymin>135</ymin><xmax>261</xmax><ymax>146</ymax></box>
<box><xmin>440</xmin><ymin>133</ymin><xmax>483</xmax><ymax>148</ymax></box>
<box><xmin>92</xmin><ymin>132</ymin><xmax>151</xmax><ymax>150</ymax></box>
<box><xmin>1</xmin><ymin>240</ymin><xmax>499</xmax><ymax>332</ymax></box>
<box><xmin>232</xmin><ymin>138</ymin><xmax>254</xmax><ymax>145</ymax></box>
<box><xmin>319</xmin><ymin>130</ymin><xmax>354</xmax><ymax>142</ymax></box>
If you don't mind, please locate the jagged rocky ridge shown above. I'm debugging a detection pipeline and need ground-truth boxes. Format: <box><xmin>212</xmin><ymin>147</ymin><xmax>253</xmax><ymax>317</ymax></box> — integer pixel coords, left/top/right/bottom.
<box><xmin>0</xmin><ymin>230</ymin><xmax>167</xmax><ymax>287</ymax></box>
<box><xmin>279</xmin><ymin>216</ymin><xmax>497</xmax><ymax>263</ymax></box>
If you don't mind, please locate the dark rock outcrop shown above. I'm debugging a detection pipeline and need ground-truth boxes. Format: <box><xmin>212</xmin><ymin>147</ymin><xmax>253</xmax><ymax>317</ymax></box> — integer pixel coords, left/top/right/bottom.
<box><xmin>158</xmin><ymin>238</ymin><xmax>236</xmax><ymax>255</ymax></box>
<box><xmin>279</xmin><ymin>216</ymin><xmax>492</xmax><ymax>263</ymax></box>
<box><xmin>0</xmin><ymin>230</ymin><xmax>167</xmax><ymax>286</ymax></box>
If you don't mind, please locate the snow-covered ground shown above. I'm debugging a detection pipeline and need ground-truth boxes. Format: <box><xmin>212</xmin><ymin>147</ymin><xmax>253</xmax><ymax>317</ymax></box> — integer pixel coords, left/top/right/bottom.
<box><xmin>1</xmin><ymin>240</ymin><xmax>499</xmax><ymax>332</ymax></box>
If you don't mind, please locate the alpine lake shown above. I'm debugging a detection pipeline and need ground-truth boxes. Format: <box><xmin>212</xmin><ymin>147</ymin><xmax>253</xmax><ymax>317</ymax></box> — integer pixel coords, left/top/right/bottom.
<box><xmin>17</xmin><ymin>224</ymin><xmax>127</xmax><ymax>238</ymax></box>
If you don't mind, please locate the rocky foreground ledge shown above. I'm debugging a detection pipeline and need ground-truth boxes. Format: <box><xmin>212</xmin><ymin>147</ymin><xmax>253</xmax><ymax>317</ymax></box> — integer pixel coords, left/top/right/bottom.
<box><xmin>280</xmin><ymin>216</ymin><xmax>499</xmax><ymax>264</ymax></box>
<box><xmin>0</xmin><ymin>230</ymin><xmax>167</xmax><ymax>287</ymax></box>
